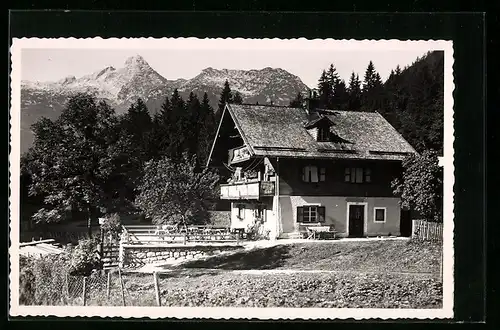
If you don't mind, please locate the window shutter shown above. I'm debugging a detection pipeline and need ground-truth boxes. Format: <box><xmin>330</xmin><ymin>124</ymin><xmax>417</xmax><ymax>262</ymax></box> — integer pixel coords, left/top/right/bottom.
<box><xmin>310</xmin><ymin>166</ymin><xmax>318</xmax><ymax>182</ymax></box>
<box><xmin>297</xmin><ymin>206</ymin><xmax>304</xmax><ymax>222</ymax></box>
<box><xmin>319</xmin><ymin>167</ymin><xmax>326</xmax><ymax>181</ymax></box>
<box><xmin>365</xmin><ymin>168</ymin><xmax>371</xmax><ymax>183</ymax></box>
<box><xmin>344</xmin><ymin>167</ymin><xmax>350</xmax><ymax>182</ymax></box>
<box><xmin>318</xmin><ymin>206</ymin><xmax>326</xmax><ymax>222</ymax></box>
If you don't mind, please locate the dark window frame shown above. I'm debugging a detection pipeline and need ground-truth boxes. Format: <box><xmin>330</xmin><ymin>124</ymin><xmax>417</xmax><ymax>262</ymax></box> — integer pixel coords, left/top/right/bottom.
<box><xmin>344</xmin><ymin>167</ymin><xmax>372</xmax><ymax>183</ymax></box>
<box><xmin>374</xmin><ymin>207</ymin><xmax>386</xmax><ymax>223</ymax></box>
<box><xmin>301</xmin><ymin>165</ymin><xmax>326</xmax><ymax>183</ymax></box>
<box><xmin>297</xmin><ymin>205</ymin><xmax>326</xmax><ymax>223</ymax></box>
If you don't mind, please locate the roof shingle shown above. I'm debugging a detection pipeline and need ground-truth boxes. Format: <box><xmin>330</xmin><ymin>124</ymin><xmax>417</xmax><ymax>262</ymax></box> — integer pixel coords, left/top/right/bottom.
<box><xmin>227</xmin><ymin>104</ymin><xmax>417</xmax><ymax>161</ymax></box>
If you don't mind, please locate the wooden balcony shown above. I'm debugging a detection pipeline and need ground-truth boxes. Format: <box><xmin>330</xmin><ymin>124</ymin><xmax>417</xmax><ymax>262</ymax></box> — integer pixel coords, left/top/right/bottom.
<box><xmin>220</xmin><ymin>180</ymin><xmax>275</xmax><ymax>200</ymax></box>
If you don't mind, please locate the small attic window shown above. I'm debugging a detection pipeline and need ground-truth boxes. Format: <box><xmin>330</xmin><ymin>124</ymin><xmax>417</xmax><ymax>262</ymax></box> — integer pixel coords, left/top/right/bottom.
<box><xmin>317</xmin><ymin>127</ymin><xmax>330</xmax><ymax>142</ymax></box>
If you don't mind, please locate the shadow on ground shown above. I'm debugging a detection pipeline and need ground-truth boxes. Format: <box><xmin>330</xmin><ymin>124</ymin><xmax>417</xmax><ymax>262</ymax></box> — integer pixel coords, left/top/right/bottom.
<box><xmin>174</xmin><ymin>245</ymin><xmax>292</xmax><ymax>270</ymax></box>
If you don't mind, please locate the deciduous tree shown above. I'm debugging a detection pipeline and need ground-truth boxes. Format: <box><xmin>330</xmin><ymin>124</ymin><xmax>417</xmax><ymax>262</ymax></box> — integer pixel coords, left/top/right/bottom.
<box><xmin>391</xmin><ymin>150</ymin><xmax>443</xmax><ymax>222</ymax></box>
<box><xmin>23</xmin><ymin>93</ymin><xmax>132</xmax><ymax>236</ymax></box>
<box><xmin>135</xmin><ymin>153</ymin><xmax>220</xmax><ymax>228</ymax></box>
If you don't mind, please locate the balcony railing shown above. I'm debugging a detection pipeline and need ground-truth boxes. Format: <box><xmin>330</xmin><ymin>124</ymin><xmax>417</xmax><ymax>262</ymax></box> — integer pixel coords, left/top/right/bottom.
<box><xmin>220</xmin><ymin>179</ymin><xmax>275</xmax><ymax>200</ymax></box>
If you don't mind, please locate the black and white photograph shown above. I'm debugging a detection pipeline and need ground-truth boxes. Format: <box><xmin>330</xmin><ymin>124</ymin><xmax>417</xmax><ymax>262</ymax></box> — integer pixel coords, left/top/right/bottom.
<box><xmin>9</xmin><ymin>38</ymin><xmax>454</xmax><ymax>319</ymax></box>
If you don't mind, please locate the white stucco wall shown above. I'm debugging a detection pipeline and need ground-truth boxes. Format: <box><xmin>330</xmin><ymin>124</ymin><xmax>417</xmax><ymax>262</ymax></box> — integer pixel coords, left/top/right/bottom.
<box><xmin>230</xmin><ymin>201</ymin><xmax>277</xmax><ymax>239</ymax></box>
<box><xmin>279</xmin><ymin>196</ymin><xmax>401</xmax><ymax>237</ymax></box>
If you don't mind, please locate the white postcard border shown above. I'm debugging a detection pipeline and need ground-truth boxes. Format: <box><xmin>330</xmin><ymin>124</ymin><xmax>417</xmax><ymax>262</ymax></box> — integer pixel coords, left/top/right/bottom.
<box><xmin>9</xmin><ymin>37</ymin><xmax>455</xmax><ymax>320</ymax></box>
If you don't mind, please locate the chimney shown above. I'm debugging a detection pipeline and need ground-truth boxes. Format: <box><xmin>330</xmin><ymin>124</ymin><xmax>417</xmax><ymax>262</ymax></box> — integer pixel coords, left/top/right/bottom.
<box><xmin>303</xmin><ymin>88</ymin><xmax>319</xmax><ymax>115</ymax></box>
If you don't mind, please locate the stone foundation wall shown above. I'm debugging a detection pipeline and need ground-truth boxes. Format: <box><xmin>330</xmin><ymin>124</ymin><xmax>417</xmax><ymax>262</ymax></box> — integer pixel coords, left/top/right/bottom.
<box><xmin>120</xmin><ymin>244</ymin><xmax>243</xmax><ymax>267</ymax></box>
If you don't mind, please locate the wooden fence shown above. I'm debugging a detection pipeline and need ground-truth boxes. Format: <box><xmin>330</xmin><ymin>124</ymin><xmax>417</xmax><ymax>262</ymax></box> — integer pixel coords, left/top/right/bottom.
<box><xmin>121</xmin><ymin>225</ymin><xmax>240</xmax><ymax>245</ymax></box>
<box><xmin>412</xmin><ymin>220</ymin><xmax>443</xmax><ymax>242</ymax></box>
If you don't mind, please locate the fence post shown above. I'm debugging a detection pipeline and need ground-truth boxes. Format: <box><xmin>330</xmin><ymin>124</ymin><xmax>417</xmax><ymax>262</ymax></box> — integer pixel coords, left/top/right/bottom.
<box><xmin>153</xmin><ymin>272</ymin><xmax>161</xmax><ymax>306</ymax></box>
<box><xmin>118</xmin><ymin>242</ymin><xmax>124</xmax><ymax>268</ymax></box>
<box><xmin>183</xmin><ymin>232</ymin><xmax>187</xmax><ymax>245</ymax></box>
<box><xmin>82</xmin><ymin>276</ymin><xmax>87</xmax><ymax>306</ymax></box>
<box><xmin>106</xmin><ymin>271</ymin><xmax>111</xmax><ymax>300</ymax></box>
<box><xmin>118</xmin><ymin>268</ymin><xmax>126</xmax><ymax>306</ymax></box>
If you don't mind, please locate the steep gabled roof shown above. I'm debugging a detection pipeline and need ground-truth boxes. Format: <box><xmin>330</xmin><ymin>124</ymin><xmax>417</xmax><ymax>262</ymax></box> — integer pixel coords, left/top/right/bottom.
<box><xmin>225</xmin><ymin>104</ymin><xmax>417</xmax><ymax>161</ymax></box>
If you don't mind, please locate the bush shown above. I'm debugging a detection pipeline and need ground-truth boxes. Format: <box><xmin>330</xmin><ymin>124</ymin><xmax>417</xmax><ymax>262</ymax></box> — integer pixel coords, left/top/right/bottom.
<box><xmin>69</xmin><ymin>237</ymin><xmax>103</xmax><ymax>276</ymax></box>
<box><xmin>19</xmin><ymin>253</ymin><xmax>72</xmax><ymax>305</ymax></box>
<box><xmin>100</xmin><ymin>213</ymin><xmax>122</xmax><ymax>242</ymax></box>
<box><xmin>19</xmin><ymin>255</ymin><xmax>36</xmax><ymax>305</ymax></box>
<box><xmin>246</xmin><ymin>220</ymin><xmax>270</xmax><ymax>241</ymax></box>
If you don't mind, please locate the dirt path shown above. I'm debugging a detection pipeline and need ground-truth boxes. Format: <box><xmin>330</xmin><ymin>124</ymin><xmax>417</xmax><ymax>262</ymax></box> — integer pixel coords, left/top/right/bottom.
<box><xmin>229</xmin><ymin>268</ymin><xmax>438</xmax><ymax>278</ymax></box>
<box><xmin>147</xmin><ymin>267</ymin><xmax>439</xmax><ymax>280</ymax></box>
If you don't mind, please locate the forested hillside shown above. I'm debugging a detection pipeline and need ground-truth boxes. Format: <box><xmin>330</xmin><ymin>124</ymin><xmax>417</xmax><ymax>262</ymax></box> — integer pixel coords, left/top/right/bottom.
<box><xmin>290</xmin><ymin>51</ymin><xmax>444</xmax><ymax>153</ymax></box>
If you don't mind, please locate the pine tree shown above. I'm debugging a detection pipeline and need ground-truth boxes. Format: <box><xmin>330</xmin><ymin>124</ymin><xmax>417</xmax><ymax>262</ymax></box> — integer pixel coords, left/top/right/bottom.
<box><xmin>347</xmin><ymin>72</ymin><xmax>362</xmax><ymax>111</ymax></box>
<box><xmin>317</xmin><ymin>70</ymin><xmax>332</xmax><ymax>109</ymax></box>
<box><xmin>168</xmin><ymin>89</ymin><xmax>187</xmax><ymax>159</ymax></box>
<box><xmin>198</xmin><ymin>92</ymin><xmax>217</xmax><ymax>164</ymax></box>
<box><xmin>120</xmin><ymin>98</ymin><xmax>153</xmax><ymax>192</ymax></box>
<box><xmin>232</xmin><ymin>91</ymin><xmax>243</xmax><ymax>104</ymax></box>
<box><xmin>362</xmin><ymin>61</ymin><xmax>384</xmax><ymax>112</ymax></box>
<box><xmin>217</xmin><ymin>80</ymin><xmax>233</xmax><ymax>118</ymax></box>
<box><xmin>151</xmin><ymin>95</ymin><xmax>173</xmax><ymax>158</ymax></box>
<box><xmin>184</xmin><ymin>92</ymin><xmax>202</xmax><ymax>157</ymax></box>
<box><xmin>394</xmin><ymin>65</ymin><xmax>402</xmax><ymax>76</ymax></box>
<box><xmin>362</xmin><ymin>61</ymin><xmax>377</xmax><ymax>92</ymax></box>
<box><xmin>330</xmin><ymin>79</ymin><xmax>347</xmax><ymax>109</ymax></box>
<box><xmin>289</xmin><ymin>92</ymin><xmax>304</xmax><ymax>108</ymax></box>
<box><xmin>326</xmin><ymin>64</ymin><xmax>340</xmax><ymax>107</ymax></box>
<box><xmin>327</xmin><ymin>64</ymin><xmax>340</xmax><ymax>87</ymax></box>
<box><xmin>122</xmin><ymin>98</ymin><xmax>152</xmax><ymax>154</ymax></box>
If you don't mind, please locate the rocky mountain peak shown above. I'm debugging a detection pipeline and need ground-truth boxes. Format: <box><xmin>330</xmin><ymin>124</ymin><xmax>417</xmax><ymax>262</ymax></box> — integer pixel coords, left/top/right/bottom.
<box><xmin>124</xmin><ymin>55</ymin><xmax>149</xmax><ymax>69</ymax></box>
<box><xmin>58</xmin><ymin>75</ymin><xmax>77</xmax><ymax>85</ymax></box>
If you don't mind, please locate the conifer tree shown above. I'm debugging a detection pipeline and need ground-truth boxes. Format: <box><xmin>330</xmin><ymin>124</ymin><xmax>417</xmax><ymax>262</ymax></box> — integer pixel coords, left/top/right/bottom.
<box><xmin>332</xmin><ymin>79</ymin><xmax>349</xmax><ymax>109</ymax></box>
<box><xmin>151</xmin><ymin>96</ymin><xmax>173</xmax><ymax>158</ymax></box>
<box><xmin>232</xmin><ymin>91</ymin><xmax>243</xmax><ymax>104</ymax></box>
<box><xmin>317</xmin><ymin>70</ymin><xmax>332</xmax><ymax>109</ymax></box>
<box><xmin>120</xmin><ymin>98</ymin><xmax>153</xmax><ymax>194</ymax></box>
<box><xmin>122</xmin><ymin>98</ymin><xmax>152</xmax><ymax>156</ymax></box>
<box><xmin>217</xmin><ymin>80</ymin><xmax>233</xmax><ymax>118</ymax></box>
<box><xmin>168</xmin><ymin>89</ymin><xmax>187</xmax><ymax>159</ymax></box>
<box><xmin>198</xmin><ymin>92</ymin><xmax>217</xmax><ymax>164</ymax></box>
<box><xmin>347</xmin><ymin>72</ymin><xmax>362</xmax><ymax>111</ymax></box>
<box><xmin>361</xmin><ymin>61</ymin><xmax>384</xmax><ymax>112</ymax></box>
<box><xmin>185</xmin><ymin>92</ymin><xmax>202</xmax><ymax>156</ymax></box>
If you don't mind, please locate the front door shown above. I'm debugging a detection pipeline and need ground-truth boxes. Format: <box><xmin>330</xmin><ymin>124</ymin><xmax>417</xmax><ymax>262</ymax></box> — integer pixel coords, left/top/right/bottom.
<box><xmin>400</xmin><ymin>209</ymin><xmax>412</xmax><ymax>237</ymax></box>
<box><xmin>348</xmin><ymin>205</ymin><xmax>365</xmax><ymax>237</ymax></box>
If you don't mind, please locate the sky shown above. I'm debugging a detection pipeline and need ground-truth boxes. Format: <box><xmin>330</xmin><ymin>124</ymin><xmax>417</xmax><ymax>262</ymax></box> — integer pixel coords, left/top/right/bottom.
<box><xmin>20</xmin><ymin>40</ymin><xmax>433</xmax><ymax>88</ymax></box>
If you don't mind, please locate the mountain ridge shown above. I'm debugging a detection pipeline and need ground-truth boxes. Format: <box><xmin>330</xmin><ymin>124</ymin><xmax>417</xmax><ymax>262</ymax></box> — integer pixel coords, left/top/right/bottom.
<box><xmin>20</xmin><ymin>55</ymin><xmax>310</xmax><ymax>154</ymax></box>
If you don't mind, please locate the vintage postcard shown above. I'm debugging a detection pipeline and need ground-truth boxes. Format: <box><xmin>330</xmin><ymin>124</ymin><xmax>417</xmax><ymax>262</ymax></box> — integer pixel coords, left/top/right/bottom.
<box><xmin>9</xmin><ymin>38</ymin><xmax>454</xmax><ymax>319</ymax></box>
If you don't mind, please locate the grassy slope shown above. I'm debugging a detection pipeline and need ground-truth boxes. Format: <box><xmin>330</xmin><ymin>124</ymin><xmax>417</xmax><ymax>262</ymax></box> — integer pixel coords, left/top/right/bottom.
<box><xmin>179</xmin><ymin>239</ymin><xmax>442</xmax><ymax>274</ymax></box>
<box><xmin>83</xmin><ymin>239</ymin><xmax>443</xmax><ymax>308</ymax></box>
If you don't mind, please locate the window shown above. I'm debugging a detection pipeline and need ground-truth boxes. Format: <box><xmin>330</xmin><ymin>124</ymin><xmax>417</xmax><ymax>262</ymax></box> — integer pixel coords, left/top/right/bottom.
<box><xmin>374</xmin><ymin>207</ymin><xmax>386</xmax><ymax>223</ymax></box>
<box><xmin>297</xmin><ymin>206</ymin><xmax>326</xmax><ymax>223</ymax></box>
<box><xmin>236</xmin><ymin>204</ymin><xmax>245</xmax><ymax>220</ymax></box>
<box><xmin>317</xmin><ymin>127</ymin><xmax>330</xmax><ymax>142</ymax></box>
<box><xmin>344</xmin><ymin>167</ymin><xmax>372</xmax><ymax>183</ymax></box>
<box><xmin>254</xmin><ymin>204</ymin><xmax>266</xmax><ymax>222</ymax></box>
<box><xmin>302</xmin><ymin>165</ymin><xmax>326</xmax><ymax>182</ymax></box>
